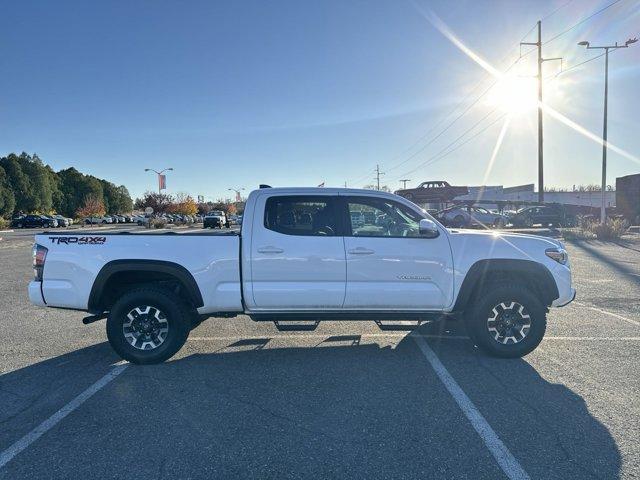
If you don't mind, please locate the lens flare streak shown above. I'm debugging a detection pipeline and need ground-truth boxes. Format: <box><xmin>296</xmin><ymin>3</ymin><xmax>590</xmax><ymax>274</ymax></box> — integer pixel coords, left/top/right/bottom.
<box><xmin>421</xmin><ymin>8</ymin><xmax>640</xmax><ymax>166</ymax></box>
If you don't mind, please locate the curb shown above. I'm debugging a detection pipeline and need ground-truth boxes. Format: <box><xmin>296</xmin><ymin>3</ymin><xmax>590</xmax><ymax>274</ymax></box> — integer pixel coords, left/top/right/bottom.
<box><xmin>0</xmin><ymin>230</ymin><xmax>14</xmax><ymax>233</ymax></box>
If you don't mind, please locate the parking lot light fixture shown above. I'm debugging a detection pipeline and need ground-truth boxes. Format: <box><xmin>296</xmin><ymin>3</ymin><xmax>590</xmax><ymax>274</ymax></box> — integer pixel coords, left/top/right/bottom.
<box><xmin>144</xmin><ymin>167</ymin><xmax>174</xmax><ymax>194</ymax></box>
<box><xmin>577</xmin><ymin>38</ymin><xmax>636</xmax><ymax>224</ymax></box>
<box><xmin>228</xmin><ymin>187</ymin><xmax>245</xmax><ymax>202</ymax></box>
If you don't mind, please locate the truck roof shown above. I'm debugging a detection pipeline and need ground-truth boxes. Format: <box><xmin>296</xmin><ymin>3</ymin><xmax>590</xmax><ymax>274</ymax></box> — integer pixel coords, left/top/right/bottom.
<box><xmin>250</xmin><ymin>187</ymin><xmax>401</xmax><ymax>198</ymax></box>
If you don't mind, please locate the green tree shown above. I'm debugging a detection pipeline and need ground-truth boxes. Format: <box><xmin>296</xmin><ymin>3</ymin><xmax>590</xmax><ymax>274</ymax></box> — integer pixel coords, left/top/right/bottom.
<box><xmin>17</xmin><ymin>153</ymin><xmax>55</xmax><ymax>212</ymax></box>
<box><xmin>57</xmin><ymin>168</ymin><xmax>104</xmax><ymax>218</ymax></box>
<box><xmin>0</xmin><ymin>154</ymin><xmax>32</xmax><ymax>212</ymax></box>
<box><xmin>99</xmin><ymin>181</ymin><xmax>133</xmax><ymax>214</ymax></box>
<box><xmin>0</xmin><ymin>166</ymin><xmax>16</xmax><ymax>218</ymax></box>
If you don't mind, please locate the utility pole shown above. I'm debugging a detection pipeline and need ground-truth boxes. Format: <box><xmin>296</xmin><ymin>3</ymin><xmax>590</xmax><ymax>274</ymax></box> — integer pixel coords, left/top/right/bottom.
<box><xmin>578</xmin><ymin>37</ymin><xmax>637</xmax><ymax>223</ymax></box>
<box><xmin>374</xmin><ymin>164</ymin><xmax>385</xmax><ymax>191</ymax></box>
<box><xmin>521</xmin><ymin>21</ymin><xmax>561</xmax><ymax>204</ymax></box>
<box><xmin>399</xmin><ymin>179</ymin><xmax>411</xmax><ymax>189</ymax></box>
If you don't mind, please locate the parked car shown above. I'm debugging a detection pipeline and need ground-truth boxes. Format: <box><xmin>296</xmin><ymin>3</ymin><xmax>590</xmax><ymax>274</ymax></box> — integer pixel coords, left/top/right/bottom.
<box><xmin>13</xmin><ymin>214</ymin><xmax>57</xmax><ymax>228</ymax></box>
<box><xmin>395</xmin><ymin>181</ymin><xmax>469</xmax><ymax>204</ymax></box>
<box><xmin>133</xmin><ymin>215</ymin><xmax>150</xmax><ymax>226</ymax></box>
<box><xmin>439</xmin><ymin>206</ymin><xmax>507</xmax><ymax>228</ymax></box>
<box><xmin>85</xmin><ymin>216</ymin><xmax>113</xmax><ymax>225</ymax></box>
<box><xmin>509</xmin><ymin>206</ymin><xmax>576</xmax><ymax>228</ymax></box>
<box><xmin>29</xmin><ymin>186</ymin><xmax>575</xmax><ymax>364</ymax></box>
<box><xmin>10</xmin><ymin>214</ymin><xmax>26</xmax><ymax>228</ymax></box>
<box><xmin>52</xmin><ymin>215</ymin><xmax>71</xmax><ymax>228</ymax></box>
<box><xmin>204</xmin><ymin>210</ymin><xmax>229</xmax><ymax>229</ymax></box>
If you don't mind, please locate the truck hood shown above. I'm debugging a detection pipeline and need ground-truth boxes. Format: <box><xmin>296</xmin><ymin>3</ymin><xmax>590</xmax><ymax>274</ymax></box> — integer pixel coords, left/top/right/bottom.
<box><xmin>446</xmin><ymin>228</ymin><xmax>564</xmax><ymax>258</ymax></box>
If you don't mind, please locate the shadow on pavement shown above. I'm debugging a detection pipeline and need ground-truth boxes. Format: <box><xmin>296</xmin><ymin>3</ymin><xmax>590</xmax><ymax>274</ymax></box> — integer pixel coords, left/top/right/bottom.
<box><xmin>0</xmin><ymin>323</ymin><xmax>621</xmax><ymax>480</ymax></box>
<box><xmin>569</xmin><ymin>239</ymin><xmax>640</xmax><ymax>287</ymax></box>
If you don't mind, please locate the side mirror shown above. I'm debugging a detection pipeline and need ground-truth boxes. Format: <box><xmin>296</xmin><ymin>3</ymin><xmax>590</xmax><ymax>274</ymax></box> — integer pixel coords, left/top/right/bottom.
<box><xmin>419</xmin><ymin>218</ymin><xmax>440</xmax><ymax>238</ymax></box>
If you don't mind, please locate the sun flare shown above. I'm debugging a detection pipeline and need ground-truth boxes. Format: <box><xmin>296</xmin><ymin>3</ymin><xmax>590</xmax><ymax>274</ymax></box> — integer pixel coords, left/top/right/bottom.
<box><xmin>486</xmin><ymin>75</ymin><xmax>538</xmax><ymax>114</ymax></box>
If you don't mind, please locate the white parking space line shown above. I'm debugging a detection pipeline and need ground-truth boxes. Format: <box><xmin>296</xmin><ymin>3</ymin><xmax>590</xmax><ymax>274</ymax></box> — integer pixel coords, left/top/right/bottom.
<box><xmin>575</xmin><ymin>301</ymin><xmax>640</xmax><ymax>326</ymax></box>
<box><xmin>0</xmin><ymin>364</ymin><xmax>128</xmax><ymax>470</ymax></box>
<box><xmin>412</xmin><ymin>334</ymin><xmax>530</xmax><ymax>480</ymax></box>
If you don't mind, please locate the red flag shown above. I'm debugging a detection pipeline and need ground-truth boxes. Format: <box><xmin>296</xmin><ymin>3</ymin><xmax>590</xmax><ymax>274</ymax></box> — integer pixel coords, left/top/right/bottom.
<box><xmin>159</xmin><ymin>174</ymin><xmax>166</xmax><ymax>191</ymax></box>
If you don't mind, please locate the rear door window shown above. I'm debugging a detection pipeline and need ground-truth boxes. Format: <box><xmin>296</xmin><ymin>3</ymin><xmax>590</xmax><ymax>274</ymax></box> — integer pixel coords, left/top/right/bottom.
<box><xmin>264</xmin><ymin>196</ymin><xmax>338</xmax><ymax>236</ymax></box>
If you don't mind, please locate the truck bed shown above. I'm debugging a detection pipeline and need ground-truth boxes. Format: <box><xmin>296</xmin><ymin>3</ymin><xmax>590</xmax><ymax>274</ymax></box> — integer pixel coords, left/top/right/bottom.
<box><xmin>33</xmin><ymin>231</ymin><xmax>243</xmax><ymax>314</ymax></box>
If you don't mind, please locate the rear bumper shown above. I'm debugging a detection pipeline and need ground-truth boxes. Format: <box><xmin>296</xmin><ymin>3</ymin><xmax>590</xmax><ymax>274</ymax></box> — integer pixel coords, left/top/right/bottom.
<box><xmin>28</xmin><ymin>281</ymin><xmax>46</xmax><ymax>307</ymax></box>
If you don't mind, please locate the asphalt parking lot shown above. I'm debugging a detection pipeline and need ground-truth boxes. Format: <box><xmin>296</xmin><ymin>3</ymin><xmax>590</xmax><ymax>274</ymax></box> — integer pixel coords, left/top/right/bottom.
<box><xmin>0</xmin><ymin>227</ymin><xmax>638</xmax><ymax>479</ymax></box>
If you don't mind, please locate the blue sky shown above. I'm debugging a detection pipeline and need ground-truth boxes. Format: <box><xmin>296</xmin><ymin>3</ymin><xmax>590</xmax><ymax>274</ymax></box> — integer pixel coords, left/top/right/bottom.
<box><xmin>1</xmin><ymin>0</ymin><xmax>639</xmax><ymax>200</ymax></box>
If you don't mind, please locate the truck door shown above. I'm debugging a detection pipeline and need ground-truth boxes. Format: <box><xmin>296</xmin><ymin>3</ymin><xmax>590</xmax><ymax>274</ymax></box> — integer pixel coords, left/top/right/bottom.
<box><xmin>249</xmin><ymin>194</ymin><xmax>346</xmax><ymax>309</ymax></box>
<box><xmin>340</xmin><ymin>196</ymin><xmax>453</xmax><ymax>310</ymax></box>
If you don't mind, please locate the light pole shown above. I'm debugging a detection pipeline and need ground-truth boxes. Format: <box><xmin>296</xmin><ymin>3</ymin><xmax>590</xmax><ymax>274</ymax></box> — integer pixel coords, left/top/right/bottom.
<box><xmin>228</xmin><ymin>187</ymin><xmax>245</xmax><ymax>203</ymax></box>
<box><xmin>578</xmin><ymin>37</ymin><xmax>637</xmax><ymax>224</ymax></box>
<box><xmin>144</xmin><ymin>168</ymin><xmax>173</xmax><ymax>195</ymax></box>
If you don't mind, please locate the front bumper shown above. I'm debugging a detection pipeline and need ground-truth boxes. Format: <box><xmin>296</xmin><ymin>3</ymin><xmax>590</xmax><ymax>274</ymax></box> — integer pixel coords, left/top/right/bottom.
<box><xmin>552</xmin><ymin>287</ymin><xmax>576</xmax><ymax>307</ymax></box>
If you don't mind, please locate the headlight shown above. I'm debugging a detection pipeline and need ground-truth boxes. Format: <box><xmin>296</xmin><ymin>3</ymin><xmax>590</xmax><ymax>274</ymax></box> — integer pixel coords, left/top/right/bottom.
<box><xmin>545</xmin><ymin>247</ymin><xmax>568</xmax><ymax>265</ymax></box>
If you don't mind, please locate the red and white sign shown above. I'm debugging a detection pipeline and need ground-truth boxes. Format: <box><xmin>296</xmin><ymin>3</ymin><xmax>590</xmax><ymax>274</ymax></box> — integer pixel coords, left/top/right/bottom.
<box><xmin>158</xmin><ymin>174</ymin><xmax>167</xmax><ymax>191</ymax></box>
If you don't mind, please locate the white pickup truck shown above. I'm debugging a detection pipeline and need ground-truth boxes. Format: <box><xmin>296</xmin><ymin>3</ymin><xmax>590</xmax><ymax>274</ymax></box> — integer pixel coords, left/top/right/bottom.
<box><xmin>29</xmin><ymin>187</ymin><xmax>575</xmax><ymax>364</ymax></box>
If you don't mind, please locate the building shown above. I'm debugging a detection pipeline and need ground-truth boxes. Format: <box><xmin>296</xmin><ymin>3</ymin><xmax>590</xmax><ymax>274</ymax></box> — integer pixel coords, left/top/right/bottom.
<box><xmin>616</xmin><ymin>174</ymin><xmax>640</xmax><ymax>222</ymax></box>
<box><xmin>455</xmin><ymin>183</ymin><xmax>616</xmax><ymax>211</ymax></box>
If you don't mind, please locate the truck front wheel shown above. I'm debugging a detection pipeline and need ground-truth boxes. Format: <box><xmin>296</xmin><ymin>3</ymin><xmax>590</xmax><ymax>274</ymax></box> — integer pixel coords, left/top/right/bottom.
<box><xmin>106</xmin><ymin>287</ymin><xmax>191</xmax><ymax>364</ymax></box>
<box><xmin>466</xmin><ymin>284</ymin><xmax>546</xmax><ymax>358</ymax></box>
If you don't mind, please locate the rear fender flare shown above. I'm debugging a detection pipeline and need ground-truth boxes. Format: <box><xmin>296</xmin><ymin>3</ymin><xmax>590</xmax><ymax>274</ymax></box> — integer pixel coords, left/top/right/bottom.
<box><xmin>88</xmin><ymin>260</ymin><xmax>204</xmax><ymax>313</ymax></box>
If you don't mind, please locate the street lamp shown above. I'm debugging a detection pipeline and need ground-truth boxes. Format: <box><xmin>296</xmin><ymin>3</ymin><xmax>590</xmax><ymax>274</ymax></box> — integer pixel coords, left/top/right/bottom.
<box><xmin>228</xmin><ymin>187</ymin><xmax>245</xmax><ymax>202</ymax></box>
<box><xmin>144</xmin><ymin>167</ymin><xmax>174</xmax><ymax>195</ymax></box>
<box><xmin>578</xmin><ymin>37</ymin><xmax>637</xmax><ymax>224</ymax></box>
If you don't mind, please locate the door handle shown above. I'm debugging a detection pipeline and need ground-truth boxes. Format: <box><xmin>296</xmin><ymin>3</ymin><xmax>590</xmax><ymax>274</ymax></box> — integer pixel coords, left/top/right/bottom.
<box><xmin>348</xmin><ymin>247</ymin><xmax>375</xmax><ymax>255</ymax></box>
<box><xmin>257</xmin><ymin>246</ymin><xmax>284</xmax><ymax>254</ymax></box>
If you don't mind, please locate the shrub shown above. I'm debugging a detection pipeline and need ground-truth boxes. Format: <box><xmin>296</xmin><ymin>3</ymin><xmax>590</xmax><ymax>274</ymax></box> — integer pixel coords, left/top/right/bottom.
<box><xmin>561</xmin><ymin>228</ymin><xmax>595</xmax><ymax>241</ymax></box>
<box><xmin>148</xmin><ymin>218</ymin><xmax>167</xmax><ymax>229</ymax></box>
<box><xmin>562</xmin><ymin>217</ymin><xmax>628</xmax><ymax>241</ymax></box>
<box><xmin>587</xmin><ymin>218</ymin><xmax>627</xmax><ymax>240</ymax></box>
<box><xmin>0</xmin><ymin>218</ymin><xmax>8</xmax><ymax>229</ymax></box>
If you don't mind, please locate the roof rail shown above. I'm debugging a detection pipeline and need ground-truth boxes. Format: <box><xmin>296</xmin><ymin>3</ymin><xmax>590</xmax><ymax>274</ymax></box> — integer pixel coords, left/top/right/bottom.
<box><xmin>259</xmin><ymin>184</ymin><xmax>272</xmax><ymax>189</ymax></box>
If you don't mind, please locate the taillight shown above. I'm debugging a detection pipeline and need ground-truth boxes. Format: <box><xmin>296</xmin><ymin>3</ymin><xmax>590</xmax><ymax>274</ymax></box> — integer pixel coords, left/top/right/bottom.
<box><xmin>32</xmin><ymin>243</ymin><xmax>48</xmax><ymax>281</ymax></box>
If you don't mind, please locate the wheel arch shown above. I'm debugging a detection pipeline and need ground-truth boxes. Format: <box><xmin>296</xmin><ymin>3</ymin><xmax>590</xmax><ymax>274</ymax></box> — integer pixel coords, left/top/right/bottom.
<box><xmin>453</xmin><ymin>259</ymin><xmax>559</xmax><ymax>312</ymax></box>
<box><xmin>88</xmin><ymin>260</ymin><xmax>204</xmax><ymax>313</ymax></box>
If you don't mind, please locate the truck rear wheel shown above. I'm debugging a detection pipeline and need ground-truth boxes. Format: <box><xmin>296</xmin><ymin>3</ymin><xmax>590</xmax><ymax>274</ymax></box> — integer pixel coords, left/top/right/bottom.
<box><xmin>466</xmin><ymin>284</ymin><xmax>546</xmax><ymax>358</ymax></box>
<box><xmin>106</xmin><ymin>287</ymin><xmax>191</xmax><ymax>364</ymax></box>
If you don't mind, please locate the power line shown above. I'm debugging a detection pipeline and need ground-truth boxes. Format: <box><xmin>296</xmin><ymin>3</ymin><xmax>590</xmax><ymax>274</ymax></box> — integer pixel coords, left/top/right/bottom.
<box><xmin>541</xmin><ymin>0</ymin><xmax>576</xmax><ymax>21</ymax></box>
<box><xmin>546</xmin><ymin>51</ymin><xmax>608</xmax><ymax>80</ymax></box>
<box><xmin>383</xmin><ymin>55</ymin><xmax>526</xmax><ymax>179</ymax></box>
<box><xmin>385</xmin><ymin>78</ymin><xmax>499</xmax><ymax>174</ymax></box>
<box><xmin>545</xmin><ymin>39</ymin><xmax>634</xmax><ymax>81</ymax></box>
<box><xmin>546</xmin><ymin>0</ymin><xmax>625</xmax><ymax>45</ymax></box>
<box><xmin>400</xmin><ymin>112</ymin><xmax>509</xmax><ymax>177</ymax></box>
<box><xmin>521</xmin><ymin>0</ymin><xmax>627</xmax><ymax>59</ymax></box>
<box><xmin>394</xmin><ymin>107</ymin><xmax>501</xmax><ymax>179</ymax></box>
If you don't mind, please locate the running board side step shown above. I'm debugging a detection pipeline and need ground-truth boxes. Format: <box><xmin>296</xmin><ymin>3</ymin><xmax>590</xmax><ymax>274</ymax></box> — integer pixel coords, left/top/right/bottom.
<box><xmin>375</xmin><ymin>320</ymin><xmax>425</xmax><ymax>331</ymax></box>
<box><xmin>273</xmin><ymin>320</ymin><xmax>320</xmax><ymax>332</ymax></box>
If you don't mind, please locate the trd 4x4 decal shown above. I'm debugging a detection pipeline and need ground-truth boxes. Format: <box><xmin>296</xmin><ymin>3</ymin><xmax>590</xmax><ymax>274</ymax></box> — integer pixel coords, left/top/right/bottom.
<box><xmin>49</xmin><ymin>236</ymin><xmax>106</xmax><ymax>245</ymax></box>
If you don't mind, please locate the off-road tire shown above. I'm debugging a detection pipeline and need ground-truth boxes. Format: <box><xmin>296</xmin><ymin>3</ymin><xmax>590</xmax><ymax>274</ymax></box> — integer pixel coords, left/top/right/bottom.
<box><xmin>106</xmin><ymin>287</ymin><xmax>191</xmax><ymax>364</ymax></box>
<box><xmin>466</xmin><ymin>284</ymin><xmax>546</xmax><ymax>358</ymax></box>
